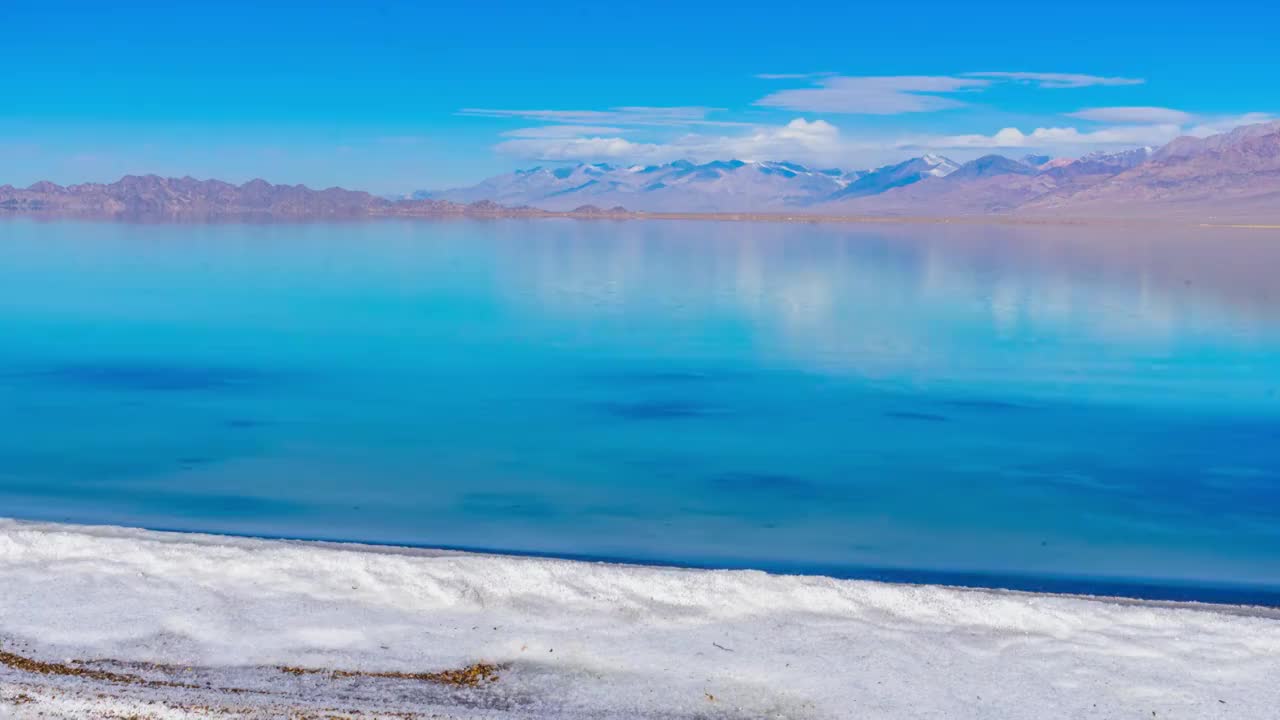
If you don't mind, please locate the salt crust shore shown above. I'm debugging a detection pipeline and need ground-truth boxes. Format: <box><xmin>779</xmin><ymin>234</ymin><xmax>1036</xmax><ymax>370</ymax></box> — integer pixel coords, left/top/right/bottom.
<box><xmin>1</xmin><ymin>519</ymin><xmax>1277</xmax><ymax>719</ymax></box>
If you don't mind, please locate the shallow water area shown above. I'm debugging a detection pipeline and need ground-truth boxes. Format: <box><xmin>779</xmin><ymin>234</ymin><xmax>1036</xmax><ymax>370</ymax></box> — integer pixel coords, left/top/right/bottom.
<box><xmin>2</xmin><ymin>217</ymin><xmax>1279</xmax><ymax>601</ymax></box>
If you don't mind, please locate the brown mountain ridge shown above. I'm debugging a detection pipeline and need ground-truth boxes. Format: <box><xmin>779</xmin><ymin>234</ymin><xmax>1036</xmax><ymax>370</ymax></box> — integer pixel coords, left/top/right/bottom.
<box><xmin>0</xmin><ymin>175</ymin><xmax>627</xmax><ymax>220</ymax></box>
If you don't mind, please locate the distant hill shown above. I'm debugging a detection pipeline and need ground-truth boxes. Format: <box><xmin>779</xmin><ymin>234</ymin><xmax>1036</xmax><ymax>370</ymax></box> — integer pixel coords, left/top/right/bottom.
<box><xmin>0</xmin><ymin>175</ymin><xmax>595</xmax><ymax>219</ymax></box>
<box><xmin>1019</xmin><ymin>121</ymin><xmax>1280</xmax><ymax>221</ymax></box>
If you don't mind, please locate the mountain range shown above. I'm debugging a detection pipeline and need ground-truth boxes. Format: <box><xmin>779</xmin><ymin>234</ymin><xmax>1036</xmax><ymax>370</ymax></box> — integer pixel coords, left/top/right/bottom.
<box><xmin>416</xmin><ymin>154</ymin><xmax>962</xmax><ymax>212</ymax></box>
<box><xmin>0</xmin><ymin>175</ymin><xmax>619</xmax><ymax>220</ymax></box>
<box><xmin>3</xmin><ymin>121</ymin><xmax>1278</xmax><ymax>222</ymax></box>
<box><xmin>420</xmin><ymin>120</ymin><xmax>1280</xmax><ymax>221</ymax></box>
<box><xmin>415</xmin><ymin>160</ymin><xmax>856</xmax><ymax>213</ymax></box>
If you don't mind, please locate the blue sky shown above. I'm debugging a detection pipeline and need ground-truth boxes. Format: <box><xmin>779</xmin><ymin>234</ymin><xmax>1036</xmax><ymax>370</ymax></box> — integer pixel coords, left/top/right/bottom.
<box><xmin>3</xmin><ymin>0</ymin><xmax>1276</xmax><ymax>193</ymax></box>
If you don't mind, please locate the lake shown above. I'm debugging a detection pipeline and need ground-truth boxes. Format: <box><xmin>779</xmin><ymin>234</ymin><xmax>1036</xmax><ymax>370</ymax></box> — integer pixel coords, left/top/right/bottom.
<box><xmin>2</xmin><ymin>217</ymin><xmax>1278</xmax><ymax>603</ymax></box>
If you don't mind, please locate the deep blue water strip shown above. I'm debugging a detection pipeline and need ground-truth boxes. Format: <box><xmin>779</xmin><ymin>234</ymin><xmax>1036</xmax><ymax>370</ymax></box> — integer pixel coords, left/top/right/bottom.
<box><xmin>124</xmin><ymin>523</ymin><xmax>1280</xmax><ymax>609</ymax></box>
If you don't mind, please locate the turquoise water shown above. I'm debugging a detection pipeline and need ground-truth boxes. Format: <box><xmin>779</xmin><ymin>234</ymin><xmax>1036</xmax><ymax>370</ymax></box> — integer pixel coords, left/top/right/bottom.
<box><xmin>3</xmin><ymin>218</ymin><xmax>1279</xmax><ymax>602</ymax></box>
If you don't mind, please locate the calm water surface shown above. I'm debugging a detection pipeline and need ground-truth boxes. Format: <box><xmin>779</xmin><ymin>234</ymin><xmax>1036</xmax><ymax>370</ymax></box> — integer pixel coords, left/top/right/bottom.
<box><xmin>2</xmin><ymin>218</ymin><xmax>1279</xmax><ymax>602</ymax></box>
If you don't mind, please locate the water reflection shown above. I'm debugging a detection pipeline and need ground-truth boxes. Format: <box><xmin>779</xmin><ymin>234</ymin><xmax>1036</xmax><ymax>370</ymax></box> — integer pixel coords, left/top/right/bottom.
<box><xmin>486</xmin><ymin>219</ymin><xmax>1280</xmax><ymax>405</ymax></box>
<box><xmin>1</xmin><ymin>217</ymin><xmax>1278</xmax><ymax>597</ymax></box>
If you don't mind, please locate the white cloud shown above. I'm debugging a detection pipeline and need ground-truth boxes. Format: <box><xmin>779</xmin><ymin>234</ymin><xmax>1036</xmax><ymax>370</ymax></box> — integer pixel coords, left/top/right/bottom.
<box><xmin>752</xmin><ymin>71</ymin><xmax>1147</xmax><ymax>115</ymax></box>
<box><xmin>469</xmin><ymin>71</ymin><xmax>1271</xmax><ymax>170</ymax></box>
<box><xmin>493</xmin><ymin>112</ymin><xmax>1269</xmax><ymax>168</ymax></box>
<box><xmin>493</xmin><ymin>119</ymin><xmax>877</xmax><ymax>166</ymax></box>
<box><xmin>1068</xmin><ymin>107</ymin><xmax>1195</xmax><ymax>124</ymax></box>
<box><xmin>693</xmin><ymin>119</ymin><xmax>850</xmax><ymax>161</ymax></box>
<box><xmin>963</xmin><ymin>72</ymin><xmax>1144</xmax><ymax>88</ymax></box>
<box><xmin>914</xmin><ymin>113</ymin><xmax>1275</xmax><ymax>152</ymax></box>
<box><xmin>492</xmin><ymin>111</ymin><xmax>1278</xmax><ymax>168</ymax></box>
<box><xmin>755</xmin><ymin>75</ymin><xmax>989</xmax><ymax>114</ymax></box>
<box><xmin>494</xmin><ymin>136</ymin><xmax>663</xmax><ymax>162</ymax></box>
<box><xmin>915</xmin><ymin>124</ymin><xmax>1184</xmax><ymax>149</ymax></box>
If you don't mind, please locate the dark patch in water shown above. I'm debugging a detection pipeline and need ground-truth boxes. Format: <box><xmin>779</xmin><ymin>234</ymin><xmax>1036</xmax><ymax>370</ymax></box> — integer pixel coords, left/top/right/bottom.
<box><xmin>190</xmin><ymin>493</ymin><xmax>299</xmax><ymax>517</ymax></box>
<box><xmin>223</xmin><ymin>418</ymin><xmax>268</xmax><ymax>429</ymax></box>
<box><xmin>588</xmin><ymin>369</ymin><xmax>739</xmax><ymax>385</ymax></box>
<box><xmin>615</xmin><ymin>455</ymin><xmax>687</xmax><ymax>476</ymax></box>
<box><xmin>582</xmin><ymin>504</ymin><xmax>647</xmax><ymax>519</ymax></box>
<box><xmin>178</xmin><ymin>456</ymin><xmax>217</xmax><ymax>467</ymax></box>
<box><xmin>1211</xmin><ymin>417</ymin><xmax>1280</xmax><ymax>442</ymax></box>
<box><xmin>942</xmin><ymin>399</ymin><xmax>1030</xmax><ymax>412</ymax></box>
<box><xmin>459</xmin><ymin>492</ymin><xmax>559</xmax><ymax>519</ymax></box>
<box><xmin>885</xmin><ymin>411</ymin><xmax>950</xmax><ymax>423</ymax></box>
<box><xmin>709</xmin><ymin>472</ymin><xmax>820</xmax><ymax>499</ymax></box>
<box><xmin>34</xmin><ymin>363</ymin><xmax>279</xmax><ymax>392</ymax></box>
<box><xmin>677</xmin><ymin>504</ymin><xmax>743</xmax><ymax>518</ymax></box>
<box><xmin>599</xmin><ymin>401</ymin><xmax>725</xmax><ymax>420</ymax></box>
<box><xmin>1010</xmin><ymin>452</ymin><xmax>1280</xmax><ymax>524</ymax></box>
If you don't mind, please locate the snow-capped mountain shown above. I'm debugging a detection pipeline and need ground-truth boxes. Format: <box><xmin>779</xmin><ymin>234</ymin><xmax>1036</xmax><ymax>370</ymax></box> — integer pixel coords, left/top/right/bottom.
<box><xmin>825</xmin><ymin>154</ymin><xmax>960</xmax><ymax>200</ymax></box>
<box><xmin>1019</xmin><ymin>154</ymin><xmax>1053</xmax><ymax>169</ymax></box>
<box><xmin>421</xmin><ymin>156</ymin><xmax>955</xmax><ymax>212</ymax></box>
<box><xmin>409</xmin><ymin>122</ymin><xmax>1280</xmax><ymax>220</ymax></box>
<box><xmin>1052</xmin><ymin>147</ymin><xmax>1155</xmax><ymax>177</ymax></box>
<box><xmin>1022</xmin><ymin>121</ymin><xmax>1280</xmax><ymax>220</ymax></box>
<box><xmin>944</xmin><ymin>154</ymin><xmax>1039</xmax><ymax>180</ymax></box>
<box><xmin>825</xmin><ymin>154</ymin><xmax>1054</xmax><ymax>215</ymax></box>
<box><xmin>836</xmin><ymin>123</ymin><xmax>1280</xmax><ymax>221</ymax></box>
<box><xmin>421</xmin><ymin>159</ymin><xmax>873</xmax><ymax>212</ymax></box>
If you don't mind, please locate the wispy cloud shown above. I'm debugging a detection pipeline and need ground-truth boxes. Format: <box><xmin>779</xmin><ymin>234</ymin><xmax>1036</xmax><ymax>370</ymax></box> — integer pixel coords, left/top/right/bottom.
<box><xmin>1186</xmin><ymin>112</ymin><xmax>1274</xmax><ymax>137</ymax></box>
<box><xmin>962</xmin><ymin>72</ymin><xmax>1144</xmax><ymax>88</ymax></box>
<box><xmin>755</xmin><ymin>75</ymin><xmax>988</xmax><ymax>115</ymax></box>
<box><xmin>502</xmin><ymin>125</ymin><xmax>627</xmax><ymax>138</ymax></box>
<box><xmin>495</xmin><ymin>136</ymin><xmax>663</xmax><ymax>162</ymax></box>
<box><xmin>494</xmin><ymin>119</ymin><xmax>869</xmax><ymax>166</ymax></box>
<box><xmin>908</xmin><ymin>112</ymin><xmax>1274</xmax><ymax>151</ymax></box>
<box><xmin>1067</xmin><ymin>107</ymin><xmax>1194</xmax><ymax>124</ymax></box>
<box><xmin>463</xmin><ymin>69</ymin><xmax>1268</xmax><ymax>170</ymax></box>
<box><xmin>458</xmin><ymin>106</ymin><xmax>746</xmax><ymax>128</ymax></box>
<box><xmin>752</xmin><ymin>71</ymin><xmax>1146</xmax><ymax>115</ymax></box>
